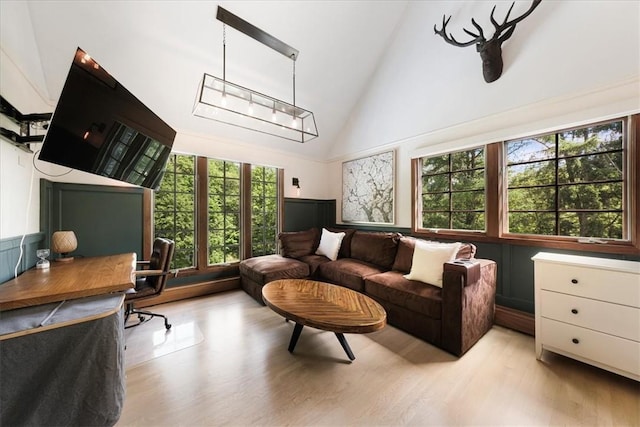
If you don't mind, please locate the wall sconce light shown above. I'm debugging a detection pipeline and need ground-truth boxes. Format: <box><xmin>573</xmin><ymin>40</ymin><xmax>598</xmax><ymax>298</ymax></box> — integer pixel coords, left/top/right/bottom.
<box><xmin>51</xmin><ymin>230</ymin><xmax>78</xmax><ymax>262</ymax></box>
<box><xmin>292</xmin><ymin>177</ymin><xmax>301</xmax><ymax>197</ymax></box>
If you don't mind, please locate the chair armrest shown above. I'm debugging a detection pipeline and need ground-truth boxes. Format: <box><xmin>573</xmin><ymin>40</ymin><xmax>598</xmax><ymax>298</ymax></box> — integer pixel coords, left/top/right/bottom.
<box><xmin>136</xmin><ymin>260</ymin><xmax>151</xmax><ymax>271</ymax></box>
<box><xmin>134</xmin><ymin>269</ymin><xmax>171</xmax><ymax>278</ymax></box>
<box><xmin>441</xmin><ymin>259</ymin><xmax>497</xmax><ymax>356</ymax></box>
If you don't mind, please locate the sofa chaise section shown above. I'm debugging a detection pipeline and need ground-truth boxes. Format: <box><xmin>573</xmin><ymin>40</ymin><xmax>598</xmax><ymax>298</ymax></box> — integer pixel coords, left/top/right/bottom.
<box><xmin>239</xmin><ymin>254</ymin><xmax>310</xmax><ymax>305</ymax></box>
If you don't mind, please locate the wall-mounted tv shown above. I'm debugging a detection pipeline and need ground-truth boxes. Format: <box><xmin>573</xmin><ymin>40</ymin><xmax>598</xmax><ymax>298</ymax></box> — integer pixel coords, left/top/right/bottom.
<box><xmin>38</xmin><ymin>47</ymin><xmax>176</xmax><ymax>190</ymax></box>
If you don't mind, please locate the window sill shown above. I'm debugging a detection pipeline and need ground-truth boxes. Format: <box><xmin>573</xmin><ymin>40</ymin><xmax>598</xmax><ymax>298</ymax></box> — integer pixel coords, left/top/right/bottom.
<box><xmin>413</xmin><ymin>229</ymin><xmax>639</xmax><ymax>256</ymax></box>
<box><xmin>172</xmin><ymin>263</ymin><xmax>240</xmax><ymax>279</ymax></box>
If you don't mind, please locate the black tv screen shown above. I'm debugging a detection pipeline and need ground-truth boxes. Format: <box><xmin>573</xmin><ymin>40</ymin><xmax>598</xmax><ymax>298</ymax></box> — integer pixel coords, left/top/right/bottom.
<box><xmin>39</xmin><ymin>48</ymin><xmax>176</xmax><ymax>190</ymax></box>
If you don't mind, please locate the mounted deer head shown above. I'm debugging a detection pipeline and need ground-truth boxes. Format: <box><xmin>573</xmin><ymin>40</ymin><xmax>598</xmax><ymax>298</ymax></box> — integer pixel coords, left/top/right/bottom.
<box><xmin>434</xmin><ymin>0</ymin><xmax>542</xmax><ymax>83</ymax></box>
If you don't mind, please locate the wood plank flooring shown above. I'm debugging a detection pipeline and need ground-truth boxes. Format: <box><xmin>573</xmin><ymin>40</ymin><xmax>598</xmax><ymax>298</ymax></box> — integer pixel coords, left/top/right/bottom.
<box><xmin>117</xmin><ymin>290</ymin><xmax>639</xmax><ymax>426</ymax></box>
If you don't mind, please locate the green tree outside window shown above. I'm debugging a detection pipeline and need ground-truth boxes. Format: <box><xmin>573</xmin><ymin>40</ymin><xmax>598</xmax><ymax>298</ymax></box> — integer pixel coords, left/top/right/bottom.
<box><xmin>153</xmin><ymin>155</ymin><xmax>281</xmax><ymax>270</ymax></box>
<box><xmin>208</xmin><ymin>159</ymin><xmax>241</xmax><ymax>264</ymax></box>
<box><xmin>251</xmin><ymin>165</ymin><xmax>278</xmax><ymax>256</ymax></box>
<box><xmin>506</xmin><ymin>120</ymin><xmax>624</xmax><ymax>239</ymax></box>
<box><xmin>420</xmin><ymin>147</ymin><xmax>486</xmax><ymax>231</ymax></box>
<box><xmin>154</xmin><ymin>154</ymin><xmax>196</xmax><ymax>269</ymax></box>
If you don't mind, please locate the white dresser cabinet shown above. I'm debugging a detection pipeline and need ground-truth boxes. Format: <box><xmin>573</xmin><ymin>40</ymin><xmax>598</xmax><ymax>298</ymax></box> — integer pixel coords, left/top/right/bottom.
<box><xmin>532</xmin><ymin>252</ymin><xmax>640</xmax><ymax>381</ymax></box>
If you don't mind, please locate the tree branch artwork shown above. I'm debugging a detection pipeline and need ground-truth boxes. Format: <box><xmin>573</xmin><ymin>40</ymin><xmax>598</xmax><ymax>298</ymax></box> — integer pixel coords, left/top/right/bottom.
<box><xmin>342</xmin><ymin>151</ymin><xmax>394</xmax><ymax>224</ymax></box>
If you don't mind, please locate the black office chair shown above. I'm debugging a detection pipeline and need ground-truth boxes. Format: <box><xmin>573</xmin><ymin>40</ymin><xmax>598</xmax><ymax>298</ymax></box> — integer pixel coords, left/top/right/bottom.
<box><xmin>124</xmin><ymin>237</ymin><xmax>175</xmax><ymax>330</ymax></box>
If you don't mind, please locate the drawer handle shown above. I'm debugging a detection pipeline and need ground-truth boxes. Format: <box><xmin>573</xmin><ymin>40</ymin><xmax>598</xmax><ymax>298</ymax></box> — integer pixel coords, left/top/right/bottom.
<box><xmin>571</xmin><ymin>279</ymin><xmax>578</xmax><ymax>284</ymax></box>
<box><xmin>572</xmin><ymin>338</ymin><xmax>580</xmax><ymax>344</ymax></box>
<box><xmin>571</xmin><ymin>309</ymin><xmax>578</xmax><ymax>314</ymax></box>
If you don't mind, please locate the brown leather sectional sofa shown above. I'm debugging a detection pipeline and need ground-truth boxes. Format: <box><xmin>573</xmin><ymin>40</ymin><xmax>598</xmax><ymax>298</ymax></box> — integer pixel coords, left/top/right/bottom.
<box><xmin>239</xmin><ymin>228</ymin><xmax>497</xmax><ymax>356</ymax></box>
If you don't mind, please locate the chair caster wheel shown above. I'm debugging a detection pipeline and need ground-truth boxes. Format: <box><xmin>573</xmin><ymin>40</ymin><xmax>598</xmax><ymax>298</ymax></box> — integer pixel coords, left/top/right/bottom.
<box><xmin>165</xmin><ymin>323</ymin><xmax>172</xmax><ymax>330</ymax></box>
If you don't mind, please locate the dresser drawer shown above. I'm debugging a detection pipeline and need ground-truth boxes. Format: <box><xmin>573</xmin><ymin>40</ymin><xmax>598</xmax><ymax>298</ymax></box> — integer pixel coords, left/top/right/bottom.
<box><xmin>540</xmin><ymin>290</ymin><xmax>640</xmax><ymax>341</ymax></box>
<box><xmin>534</xmin><ymin>263</ymin><xmax>640</xmax><ymax>307</ymax></box>
<box><xmin>540</xmin><ymin>317</ymin><xmax>640</xmax><ymax>377</ymax></box>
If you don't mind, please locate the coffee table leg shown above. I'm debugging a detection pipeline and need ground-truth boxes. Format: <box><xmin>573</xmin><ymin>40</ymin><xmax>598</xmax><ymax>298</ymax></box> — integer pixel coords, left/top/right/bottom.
<box><xmin>288</xmin><ymin>323</ymin><xmax>304</xmax><ymax>353</ymax></box>
<box><xmin>335</xmin><ymin>333</ymin><xmax>355</xmax><ymax>361</ymax></box>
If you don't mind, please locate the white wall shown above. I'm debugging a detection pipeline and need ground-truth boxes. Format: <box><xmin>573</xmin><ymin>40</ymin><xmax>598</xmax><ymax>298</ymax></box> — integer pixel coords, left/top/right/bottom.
<box><xmin>328</xmin><ymin>0</ymin><xmax>640</xmax><ymax>227</ymax></box>
<box><xmin>0</xmin><ymin>49</ymin><xmax>49</xmax><ymax>239</ymax></box>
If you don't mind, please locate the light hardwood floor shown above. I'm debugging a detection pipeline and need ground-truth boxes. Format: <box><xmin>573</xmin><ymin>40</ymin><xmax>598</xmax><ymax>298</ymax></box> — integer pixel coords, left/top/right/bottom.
<box><xmin>117</xmin><ymin>290</ymin><xmax>639</xmax><ymax>426</ymax></box>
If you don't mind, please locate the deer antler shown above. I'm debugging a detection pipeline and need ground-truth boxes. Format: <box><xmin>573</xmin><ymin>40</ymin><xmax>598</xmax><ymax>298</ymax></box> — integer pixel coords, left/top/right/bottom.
<box><xmin>434</xmin><ymin>0</ymin><xmax>541</xmax><ymax>47</ymax></box>
<box><xmin>491</xmin><ymin>0</ymin><xmax>542</xmax><ymax>44</ymax></box>
<box><xmin>434</xmin><ymin>15</ymin><xmax>484</xmax><ymax>47</ymax></box>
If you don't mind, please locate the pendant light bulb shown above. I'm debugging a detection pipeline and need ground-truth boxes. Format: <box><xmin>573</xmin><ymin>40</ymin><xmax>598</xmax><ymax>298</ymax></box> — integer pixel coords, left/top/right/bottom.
<box><xmin>221</xmin><ymin>92</ymin><xmax>227</xmax><ymax>107</ymax></box>
<box><xmin>248</xmin><ymin>101</ymin><xmax>254</xmax><ymax>116</ymax></box>
<box><xmin>292</xmin><ymin>117</ymin><xmax>298</xmax><ymax>129</ymax></box>
<box><xmin>272</xmin><ymin>108</ymin><xmax>277</xmax><ymax>122</ymax></box>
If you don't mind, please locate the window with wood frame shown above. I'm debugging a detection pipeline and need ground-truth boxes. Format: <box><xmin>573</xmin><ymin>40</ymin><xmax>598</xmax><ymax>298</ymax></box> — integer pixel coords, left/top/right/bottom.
<box><xmin>505</xmin><ymin>119</ymin><xmax>625</xmax><ymax>239</ymax></box>
<box><xmin>154</xmin><ymin>154</ymin><xmax>197</xmax><ymax>269</ymax></box>
<box><xmin>250</xmin><ymin>165</ymin><xmax>279</xmax><ymax>257</ymax></box>
<box><xmin>413</xmin><ymin>114</ymin><xmax>639</xmax><ymax>254</ymax></box>
<box><xmin>207</xmin><ymin>159</ymin><xmax>241</xmax><ymax>265</ymax></box>
<box><xmin>419</xmin><ymin>147</ymin><xmax>486</xmax><ymax>231</ymax></box>
<box><xmin>151</xmin><ymin>153</ymin><xmax>282</xmax><ymax>271</ymax></box>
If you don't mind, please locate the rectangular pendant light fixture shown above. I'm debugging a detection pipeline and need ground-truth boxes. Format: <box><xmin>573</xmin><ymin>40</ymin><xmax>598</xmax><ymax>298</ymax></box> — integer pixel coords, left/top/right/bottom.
<box><xmin>193</xmin><ymin>7</ymin><xmax>318</xmax><ymax>143</ymax></box>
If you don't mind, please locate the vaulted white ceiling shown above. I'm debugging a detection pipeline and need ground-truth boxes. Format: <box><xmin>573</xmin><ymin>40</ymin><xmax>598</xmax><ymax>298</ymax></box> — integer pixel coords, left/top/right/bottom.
<box><xmin>1</xmin><ymin>1</ymin><xmax>409</xmax><ymax>161</ymax></box>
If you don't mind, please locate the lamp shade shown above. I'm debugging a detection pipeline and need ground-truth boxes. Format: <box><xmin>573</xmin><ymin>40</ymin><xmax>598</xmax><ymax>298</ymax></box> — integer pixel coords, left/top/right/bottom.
<box><xmin>51</xmin><ymin>231</ymin><xmax>77</xmax><ymax>262</ymax></box>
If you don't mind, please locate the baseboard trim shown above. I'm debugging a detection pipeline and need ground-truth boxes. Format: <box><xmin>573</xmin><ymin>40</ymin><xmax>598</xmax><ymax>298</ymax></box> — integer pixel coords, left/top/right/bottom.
<box><xmin>135</xmin><ymin>277</ymin><xmax>240</xmax><ymax>308</ymax></box>
<box><xmin>494</xmin><ymin>305</ymin><xmax>535</xmax><ymax>336</ymax></box>
<box><xmin>135</xmin><ymin>281</ymin><xmax>536</xmax><ymax>336</ymax></box>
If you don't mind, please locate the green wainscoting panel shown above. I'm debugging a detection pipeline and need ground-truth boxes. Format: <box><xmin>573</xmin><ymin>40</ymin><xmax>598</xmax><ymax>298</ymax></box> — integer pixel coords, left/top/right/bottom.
<box><xmin>41</xmin><ymin>180</ymin><xmax>144</xmax><ymax>260</ymax></box>
<box><xmin>284</xmin><ymin>198</ymin><xmax>336</xmax><ymax>231</ymax></box>
<box><xmin>166</xmin><ymin>266</ymin><xmax>240</xmax><ymax>289</ymax></box>
<box><xmin>0</xmin><ymin>233</ymin><xmax>45</xmax><ymax>284</ymax></box>
<box><xmin>333</xmin><ymin>224</ymin><xmax>412</xmax><ymax>234</ymax></box>
<box><xmin>447</xmin><ymin>241</ymin><xmax>639</xmax><ymax>314</ymax></box>
<box><xmin>39</xmin><ymin>179</ymin><xmax>53</xmax><ymax>249</ymax></box>
<box><xmin>496</xmin><ymin>244</ymin><xmax>536</xmax><ymax>313</ymax></box>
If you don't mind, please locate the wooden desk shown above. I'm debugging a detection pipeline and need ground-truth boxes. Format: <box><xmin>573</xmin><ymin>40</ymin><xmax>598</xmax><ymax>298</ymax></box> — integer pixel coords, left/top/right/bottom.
<box><xmin>0</xmin><ymin>253</ymin><xmax>136</xmax><ymax>311</ymax></box>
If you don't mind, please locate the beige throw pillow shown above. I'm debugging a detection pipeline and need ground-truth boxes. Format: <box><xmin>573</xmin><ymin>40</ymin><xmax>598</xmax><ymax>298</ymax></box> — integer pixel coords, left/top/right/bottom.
<box><xmin>403</xmin><ymin>241</ymin><xmax>461</xmax><ymax>287</ymax></box>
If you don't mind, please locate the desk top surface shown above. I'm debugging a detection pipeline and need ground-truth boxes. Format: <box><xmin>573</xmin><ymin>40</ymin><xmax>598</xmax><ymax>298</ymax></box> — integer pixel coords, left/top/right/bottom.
<box><xmin>0</xmin><ymin>253</ymin><xmax>136</xmax><ymax>311</ymax></box>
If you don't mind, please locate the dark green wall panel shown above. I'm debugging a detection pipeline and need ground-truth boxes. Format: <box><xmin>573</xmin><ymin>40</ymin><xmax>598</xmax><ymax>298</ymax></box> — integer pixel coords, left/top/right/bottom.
<box><xmin>284</xmin><ymin>198</ymin><xmax>335</xmax><ymax>231</ymax></box>
<box><xmin>42</xmin><ymin>180</ymin><xmax>144</xmax><ymax>259</ymax></box>
<box><xmin>460</xmin><ymin>241</ymin><xmax>638</xmax><ymax>314</ymax></box>
<box><xmin>0</xmin><ymin>233</ymin><xmax>45</xmax><ymax>284</ymax></box>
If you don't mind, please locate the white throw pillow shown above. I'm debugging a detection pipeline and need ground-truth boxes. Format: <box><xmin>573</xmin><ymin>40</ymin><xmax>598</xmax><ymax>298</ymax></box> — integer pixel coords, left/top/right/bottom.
<box><xmin>315</xmin><ymin>228</ymin><xmax>345</xmax><ymax>261</ymax></box>
<box><xmin>403</xmin><ymin>241</ymin><xmax>462</xmax><ymax>287</ymax></box>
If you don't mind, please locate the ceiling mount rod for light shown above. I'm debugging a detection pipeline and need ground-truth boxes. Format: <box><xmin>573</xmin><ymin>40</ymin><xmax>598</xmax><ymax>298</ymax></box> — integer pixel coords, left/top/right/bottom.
<box><xmin>216</xmin><ymin>6</ymin><xmax>299</xmax><ymax>61</ymax></box>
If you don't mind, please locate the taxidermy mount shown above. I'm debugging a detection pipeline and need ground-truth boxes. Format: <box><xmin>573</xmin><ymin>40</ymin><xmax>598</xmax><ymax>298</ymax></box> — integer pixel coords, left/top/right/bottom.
<box><xmin>434</xmin><ymin>0</ymin><xmax>542</xmax><ymax>83</ymax></box>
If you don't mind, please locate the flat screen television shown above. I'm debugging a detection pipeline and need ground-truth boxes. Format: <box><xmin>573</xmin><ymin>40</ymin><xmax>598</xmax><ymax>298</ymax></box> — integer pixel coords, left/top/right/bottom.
<box><xmin>38</xmin><ymin>47</ymin><xmax>176</xmax><ymax>190</ymax></box>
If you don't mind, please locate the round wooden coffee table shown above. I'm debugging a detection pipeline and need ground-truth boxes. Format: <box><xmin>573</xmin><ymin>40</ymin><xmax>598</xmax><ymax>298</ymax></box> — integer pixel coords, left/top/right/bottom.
<box><xmin>262</xmin><ymin>279</ymin><xmax>386</xmax><ymax>361</ymax></box>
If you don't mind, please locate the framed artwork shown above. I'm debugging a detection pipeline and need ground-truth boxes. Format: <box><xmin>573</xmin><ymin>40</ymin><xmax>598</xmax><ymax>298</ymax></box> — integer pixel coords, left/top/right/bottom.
<box><xmin>342</xmin><ymin>150</ymin><xmax>395</xmax><ymax>224</ymax></box>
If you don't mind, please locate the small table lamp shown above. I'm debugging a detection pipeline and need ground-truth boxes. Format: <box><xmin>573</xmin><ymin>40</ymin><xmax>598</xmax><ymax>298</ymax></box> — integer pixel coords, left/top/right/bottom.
<box><xmin>51</xmin><ymin>231</ymin><xmax>77</xmax><ymax>262</ymax></box>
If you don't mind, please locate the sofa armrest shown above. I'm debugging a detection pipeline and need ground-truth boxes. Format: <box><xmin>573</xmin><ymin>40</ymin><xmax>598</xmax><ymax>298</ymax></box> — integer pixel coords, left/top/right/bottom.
<box><xmin>444</xmin><ymin>259</ymin><xmax>482</xmax><ymax>286</ymax></box>
<box><xmin>441</xmin><ymin>259</ymin><xmax>497</xmax><ymax>356</ymax></box>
